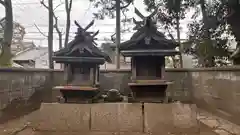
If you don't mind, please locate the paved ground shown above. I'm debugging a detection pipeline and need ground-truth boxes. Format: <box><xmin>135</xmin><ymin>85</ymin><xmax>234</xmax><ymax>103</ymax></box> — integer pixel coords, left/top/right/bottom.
<box><xmin>198</xmin><ymin>110</ymin><xmax>240</xmax><ymax>135</ymax></box>
<box><xmin>0</xmin><ymin>108</ymin><xmax>239</xmax><ymax>135</ymax></box>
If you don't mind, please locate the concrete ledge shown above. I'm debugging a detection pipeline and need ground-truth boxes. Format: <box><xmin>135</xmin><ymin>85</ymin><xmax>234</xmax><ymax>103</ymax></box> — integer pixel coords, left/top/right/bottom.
<box><xmin>91</xmin><ymin>103</ymin><xmax>143</xmax><ymax>132</ymax></box>
<box><xmin>31</xmin><ymin>103</ymin><xmax>218</xmax><ymax>134</ymax></box>
<box><xmin>144</xmin><ymin>103</ymin><xmax>198</xmax><ymax>134</ymax></box>
<box><xmin>0</xmin><ymin>67</ymin><xmax>59</xmax><ymax>72</ymax></box>
<box><xmin>32</xmin><ymin>103</ymin><xmax>90</xmax><ymax>132</ymax></box>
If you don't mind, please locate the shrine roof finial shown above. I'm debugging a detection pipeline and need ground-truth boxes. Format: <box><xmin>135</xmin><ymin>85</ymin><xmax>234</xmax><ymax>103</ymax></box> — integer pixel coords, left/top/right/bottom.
<box><xmin>53</xmin><ymin>19</ymin><xmax>111</xmax><ymax>63</ymax></box>
<box><xmin>119</xmin><ymin>7</ymin><xmax>178</xmax><ymax>51</ymax></box>
<box><xmin>133</xmin><ymin>7</ymin><xmax>158</xmax><ymax>30</ymax></box>
<box><xmin>73</xmin><ymin>20</ymin><xmax>99</xmax><ymax>45</ymax></box>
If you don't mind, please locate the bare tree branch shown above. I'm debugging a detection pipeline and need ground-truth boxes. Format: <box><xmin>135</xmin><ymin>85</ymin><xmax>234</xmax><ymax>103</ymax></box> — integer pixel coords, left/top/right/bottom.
<box><xmin>40</xmin><ymin>0</ymin><xmax>63</xmax><ymax>48</ymax></box>
<box><xmin>0</xmin><ymin>0</ymin><xmax>5</xmax><ymax>6</ymax></box>
<box><xmin>53</xmin><ymin>16</ymin><xmax>63</xmax><ymax>49</ymax></box>
<box><xmin>40</xmin><ymin>0</ymin><xmax>72</xmax><ymax>48</ymax></box>
<box><xmin>68</xmin><ymin>0</ymin><xmax>73</xmax><ymax>12</ymax></box>
<box><xmin>111</xmin><ymin>32</ymin><xmax>116</xmax><ymax>43</ymax></box>
<box><xmin>40</xmin><ymin>0</ymin><xmax>49</xmax><ymax>10</ymax></box>
<box><xmin>34</xmin><ymin>23</ymin><xmax>48</xmax><ymax>37</ymax></box>
<box><xmin>53</xmin><ymin>3</ymin><xmax>63</xmax><ymax>11</ymax></box>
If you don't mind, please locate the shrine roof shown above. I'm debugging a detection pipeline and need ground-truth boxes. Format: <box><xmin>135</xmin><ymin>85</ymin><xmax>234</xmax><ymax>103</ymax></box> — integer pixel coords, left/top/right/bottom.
<box><xmin>53</xmin><ymin>20</ymin><xmax>111</xmax><ymax>63</ymax></box>
<box><xmin>119</xmin><ymin>8</ymin><xmax>179</xmax><ymax>53</ymax></box>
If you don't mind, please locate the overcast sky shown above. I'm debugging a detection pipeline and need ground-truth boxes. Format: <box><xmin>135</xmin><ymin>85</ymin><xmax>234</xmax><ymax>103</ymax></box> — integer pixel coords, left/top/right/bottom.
<box><xmin>0</xmin><ymin>0</ymin><xmax>194</xmax><ymax>51</ymax></box>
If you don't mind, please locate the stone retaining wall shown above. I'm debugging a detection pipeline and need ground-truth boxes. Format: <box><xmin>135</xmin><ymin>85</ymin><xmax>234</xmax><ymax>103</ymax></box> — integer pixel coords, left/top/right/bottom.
<box><xmin>0</xmin><ymin>68</ymin><xmax>52</xmax><ymax>123</ymax></box>
<box><xmin>32</xmin><ymin>103</ymin><xmax>201</xmax><ymax>135</ymax></box>
<box><xmin>191</xmin><ymin>69</ymin><xmax>240</xmax><ymax>125</ymax></box>
<box><xmin>0</xmin><ymin>67</ymin><xmax>240</xmax><ymax>125</ymax></box>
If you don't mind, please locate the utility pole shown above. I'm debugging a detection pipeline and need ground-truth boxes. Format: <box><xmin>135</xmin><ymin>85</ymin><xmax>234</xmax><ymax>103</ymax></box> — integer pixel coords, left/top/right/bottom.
<box><xmin>115</xmin><ymin>0</ymin><xmax>121</xmax><ymax>69</ymax></box>
<box><xmin>48</xmin><ymin>0</ymin><xmax>54</xmax><ymax>69</ymax></box>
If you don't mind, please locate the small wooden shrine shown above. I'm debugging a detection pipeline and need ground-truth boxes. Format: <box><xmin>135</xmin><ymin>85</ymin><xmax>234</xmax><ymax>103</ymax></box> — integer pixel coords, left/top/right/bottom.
<box><xmin>120</xmin><ymin>8</ymin><xmax>180</xmax><ymax>103</ymax></box>
<box><xmin>52</xmin><ymin>20</ymin><xmax>111</xmax><ymax>103</ymax></box>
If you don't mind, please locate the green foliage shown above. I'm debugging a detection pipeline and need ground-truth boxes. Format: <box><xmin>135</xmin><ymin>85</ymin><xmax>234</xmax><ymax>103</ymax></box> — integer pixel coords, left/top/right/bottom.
<box><xmin>183</xmin><ymin>0</ymin><xmax>233</xmax><ymax>66</ymax></box>
<box><xmin>90</xmin><ymin>0</ymin><xmax>240</xmax><ymax>67</ymax></box>
<box><xmin>144</xmin><ymin>0</ymin><xmax>195</xmax><ymax>28</ymax></box>
<box><xmin>0</xmin><ymin>18</ymin><xmax>25</xmax><ymax>67</ymax></box>
<box><xmin>90</xmin><ymin>0</ymin><xmax>132</xmax><ymax>20</ymax></box>
<box><xmin>144</xmin><ymin>0</ymin><xmax>233</xmax><ymax>66</ymax></box>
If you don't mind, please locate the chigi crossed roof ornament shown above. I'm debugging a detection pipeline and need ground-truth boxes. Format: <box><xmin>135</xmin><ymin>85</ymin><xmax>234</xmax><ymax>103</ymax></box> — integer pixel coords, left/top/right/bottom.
<box><xmin>132</xmin><ymin>7</ymin><xmax>160</xmax><ymax>45</ymax></box>
<box><xmin>132</xmin><ymin>7</ymin><xmax>158</xmax><ymax>31</ymax></box>
<box><xmin>54</xmin><ymin>20</ymin><xmax>111</xmax><ymax>63</ymax></box>
<box><xmin>119</xmin><ymin>7</ymin><xmax>178</xmax><ymax>50</ymax></box>
<box><xmin>73</xmin><ymin>20</ymin><xmax>99</xmax><ymax>46</ymax></box>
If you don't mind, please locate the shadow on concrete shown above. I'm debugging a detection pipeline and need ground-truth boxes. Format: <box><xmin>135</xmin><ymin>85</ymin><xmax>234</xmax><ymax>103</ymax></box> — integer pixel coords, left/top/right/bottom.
<box><xmin>0</xmin><ymin>88</ymin><xmax>44</xmax><ymax>124</ymax></box>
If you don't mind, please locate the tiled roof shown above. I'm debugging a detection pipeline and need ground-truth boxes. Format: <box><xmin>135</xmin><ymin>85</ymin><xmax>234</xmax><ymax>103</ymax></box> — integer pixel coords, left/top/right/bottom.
<box><xmin>13</xmin><ymin>47</ymin><xmax>48</xmax><ymax>61</ymax></box>
<box><xmin>11</xmin><ymin>41</ymin><xmax>35</xmax><ymax>54</ymax></box>
<box><xmin>12</xmin><ymin>62</ymin><xmax>24</xmax><ymax>68</ymax></box>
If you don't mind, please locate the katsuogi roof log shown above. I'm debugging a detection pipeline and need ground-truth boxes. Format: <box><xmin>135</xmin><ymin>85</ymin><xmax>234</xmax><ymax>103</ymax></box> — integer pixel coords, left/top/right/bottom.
<box><xmin>120</xmin><ymin>8</ymin><xmax>179</xmax><ymax>52</ymax></box>
<box><xmin>53</xmin><ymin>20</ymin><xmax>111</xmax><ymax>63</ymax></box>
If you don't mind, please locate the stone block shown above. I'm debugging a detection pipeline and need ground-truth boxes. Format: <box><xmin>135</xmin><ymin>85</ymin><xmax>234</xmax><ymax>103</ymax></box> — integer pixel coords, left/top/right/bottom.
<box><xmin>144</xmin><ymin>103</ymin><xmax>199</xmax><ymax>134</ymax></box>
<box><xmin>32</xmin><ymin>103</ymin><xmax>90</xmax><ymax>132</ymax></box>
<box><xmin>117</xmin><ymin>103</ymin><xmax>143</xmax><ymax>132</ymax></box>
<box><xmin>91</xmin><ymin>103</ymin><xmax>118</xmax><ymax>131</ymax></box>
<box><xmin>171</xmin><ymin>103</ymin><xmax>198</xmax><ymax>132</ymax></box>
<box><xmin>144</xmin><ymin>103</ymin><xmax>174</xmax><ymax>134</ymax></box>
<box><xmin>91</xmin><ymin>103</ymin><xmax>143</xmax><ymax>132</ymax></box>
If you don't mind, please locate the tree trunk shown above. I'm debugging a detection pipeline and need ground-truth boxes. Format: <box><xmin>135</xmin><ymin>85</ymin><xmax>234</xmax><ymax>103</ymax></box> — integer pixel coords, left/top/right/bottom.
<box><xmin>0</xmin><ymin>0</ymin><xmax>13</xmax><ymax>67</ymax></box>
<box><xmin>64</xmin><ymin>0</ymin><xmax>72</xmax><ymax>47</ymax></box>
<box><xmin>199</xmin><ymin>0</ymin><xmax>215</xmax><ymax>67</ymax></box>
<box><xmin>176</xmin><ymin>15</ymin><xmax>183</xmax><ymax>68</ymax></box>
<box><xmin>0</xmin><ymin>44</ymin><xmax>12</xmax><ymax>67</ymax></box>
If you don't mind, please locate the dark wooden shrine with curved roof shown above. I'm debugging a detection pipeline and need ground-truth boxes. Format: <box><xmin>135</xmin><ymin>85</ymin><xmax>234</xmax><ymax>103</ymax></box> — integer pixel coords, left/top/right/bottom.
<box><xmin>52</xmin><ymin>20</ymin><xmax>111</xmax><ymax>103</ymax></box>
<box><xmin>120</xmin><ymin>8</ymin><xmax>180</xmax><ymax>103</ymax></box>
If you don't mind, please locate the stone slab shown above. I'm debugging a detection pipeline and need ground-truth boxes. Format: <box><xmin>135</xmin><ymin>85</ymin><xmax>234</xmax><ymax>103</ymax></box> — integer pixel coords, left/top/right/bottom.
<box><xmin>32</xmin><ymin>103</ymin><xmax>90</xmax><ymax>132</ymax></box>
<box><xmin>34</xmin><ymin>132</ymin><xmax>119</xmax><ymax>135</ymax></box>
<box><xmin>91</xmin><ymin>103</ymin><xmax>143</xmax><ymax>132</ymax></box>
<box><xmin>144</xmin><ymin>103</ymin><xmax>199</xmax><ymax>134</ymax></box>
<box><xmin>171</xmin><ymin>102</ymin><xmax>198</xmax><ymax>133</ymax></box>
<box><xmin>144</xmin><ymin>103</ymin><xmax>174</xmax><ymax>134</ymax></box>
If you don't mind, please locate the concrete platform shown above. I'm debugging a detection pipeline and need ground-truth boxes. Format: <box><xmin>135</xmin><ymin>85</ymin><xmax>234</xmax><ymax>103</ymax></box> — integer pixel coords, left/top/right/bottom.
<box><xmin>31</xmin><ymin>102</ymin><xmax>201</xmax><ymax>134</ymax></box>
<box><xmin>1</xmin><ymin>103</ymin><xmax>239</xmax><ymax>135</ymax></box>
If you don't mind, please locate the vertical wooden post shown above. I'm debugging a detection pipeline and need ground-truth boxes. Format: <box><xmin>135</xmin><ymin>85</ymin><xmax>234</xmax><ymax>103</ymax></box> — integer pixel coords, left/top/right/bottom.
<box><xmin>161</xmin><ymin>58</ymin><xmax>165</xmax><ymax>79</ymax></box>
<box><xmin>131</xmin><ymin>57</ymin><xmax>137</xmax><ymax>80</ymax></box>
<box><xmin>95</xmin><ymin>65</ymin><xmax>100</xmax><ymax>85</ymax></box>
<box><xmin>90</xmin><ymin>67</ymin><xmax>94</xmax><ymax>86</ymax></box>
